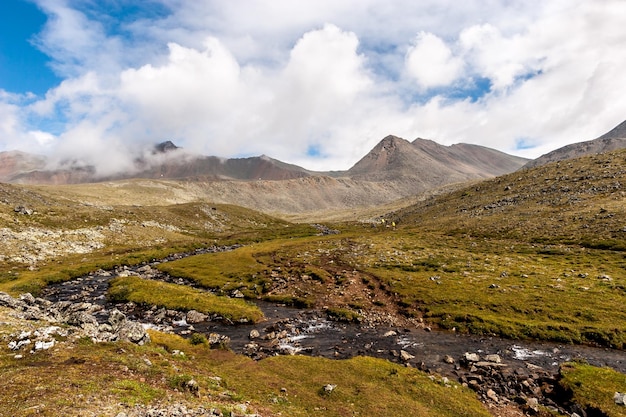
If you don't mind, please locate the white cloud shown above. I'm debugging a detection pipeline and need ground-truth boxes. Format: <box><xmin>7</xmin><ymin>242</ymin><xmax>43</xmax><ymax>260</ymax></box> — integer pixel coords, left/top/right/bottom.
<box><xmin>405</xmin><ymin>32</ymin><xmax>464</xmax><ymax>89</ymax></box>
<box><xmin>3</xmin><ymin>0</ymin><xmax>626</xmax><ymax>173</ymax></box>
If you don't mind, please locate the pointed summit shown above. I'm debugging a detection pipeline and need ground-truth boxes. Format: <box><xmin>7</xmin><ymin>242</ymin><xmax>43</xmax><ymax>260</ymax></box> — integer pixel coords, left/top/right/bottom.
<box><xmin>347</xmin><ymin>135</ymin><xmax>417</xmax><ymax>176</ymax></box>
<box><xmin>154</xmin><ymin>141</ymin><xmax>179</xmax><ymax>153</ymax></box>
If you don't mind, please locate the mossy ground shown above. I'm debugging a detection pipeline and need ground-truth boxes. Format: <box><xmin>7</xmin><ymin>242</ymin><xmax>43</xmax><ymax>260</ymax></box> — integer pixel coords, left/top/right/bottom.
<box><xmin>558</xmin><ymin>362</ymin><xmax>626</xmax><ymax>417</ymax></box>
<box><xmin>0</xmin><ymin>314</ymin><xmax>491</xmax><ymax>417</ymax></box>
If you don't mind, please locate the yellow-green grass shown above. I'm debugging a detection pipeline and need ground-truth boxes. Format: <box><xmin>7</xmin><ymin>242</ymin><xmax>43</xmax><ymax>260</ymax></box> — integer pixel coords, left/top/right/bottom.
<box><xmin>152</xmin><ymin>332</ymin><xmax>491</xmax><ymax>417</ymax></box>
<box><xmin>0</xmin><ymin>321</ymin><xmax>492</xmax><ymax>417</ymax></box>
<box><xmin>0</xmin><ymin>242</ymin><xmax>208</xmax><ymax>296</ymax></box>
<box><xmin>156</xmin><ymin>244</ymin><xmax>271</xmax><ymax>292</ymax></box>
<box><xmin>148</xmin><ymin>227</ymin><xmax>626</xmax><ymax>347</ymax></box>
<box><xmin>559</xmin><ymin>362</ymin><xmax>626</xmax><ymax>417</ymax></box>
<box><xmin>155</xmin><ymin>236</ymin><xmax>336</xmax><ymax>293</ymax></box>
<box><xmin>108</xmin><ymin>276</ymin><xmax>264</xmax><ymax>323</ymax></box>
<box><xmin>353</xmin><ymin>232</ymin><xmax>626</xmax><ymax>347</ymax></box>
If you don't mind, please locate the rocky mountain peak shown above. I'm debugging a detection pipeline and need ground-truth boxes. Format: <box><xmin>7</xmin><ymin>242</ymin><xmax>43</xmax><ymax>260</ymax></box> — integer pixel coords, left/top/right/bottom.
<box><xmin>154</xmin><ymin>140</ymin><xmax>179</xmax><ymax>154</ymax></box>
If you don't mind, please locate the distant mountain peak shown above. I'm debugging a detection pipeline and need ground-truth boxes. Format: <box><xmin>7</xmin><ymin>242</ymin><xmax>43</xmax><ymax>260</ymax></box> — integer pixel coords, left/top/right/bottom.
<box><xmin>154</xmin><ymin>141</ymin><xmax>179</xmax><ymax>154</ymax></box>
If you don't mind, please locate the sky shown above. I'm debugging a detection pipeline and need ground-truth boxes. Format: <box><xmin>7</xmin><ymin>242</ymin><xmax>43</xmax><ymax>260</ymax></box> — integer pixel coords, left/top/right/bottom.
<box><xmin>1</xmin><ymin>0</ymin><xmax>626</xmax><ymax>175</ymax></box>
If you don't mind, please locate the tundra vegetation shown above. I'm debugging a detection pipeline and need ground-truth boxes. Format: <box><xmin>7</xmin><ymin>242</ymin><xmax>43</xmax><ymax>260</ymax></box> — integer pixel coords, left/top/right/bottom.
<box><xmin>1</xmin><ymin>150</ymin><xmax>626</xmax><ymax>415</ymax></box>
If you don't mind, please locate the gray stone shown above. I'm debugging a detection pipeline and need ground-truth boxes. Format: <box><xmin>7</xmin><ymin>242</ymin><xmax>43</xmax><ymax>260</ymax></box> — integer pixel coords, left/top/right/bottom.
<box><xmin>323</xmin><ymin>384</ymin><xmax>337</xmax><ymax>394</ymax></box>
<box><xmin>108</xmin><ymin>309</ymin><xmax>127</xmax><ymax>328</ymax></box>
<box><xmin>0</xmin><ymin>292</ymin><xmax>21</xmax><ymax>309</ymax></box>
<box><xmin>464</xmin><ymin>352</ymin><xmax>480</xmax><ymax>362</ymax></box>
<box><xmin>400</xmin><ymin>350</ymin><xmax>415</xmax><ymax>362</ymax></box>
<box><xmin>117</xmin><ymin>321</ymin><xmax>149</xmax><ymax>344</ymax></box>
<box><xmin>484</xmin><ymin>354</ymin><xmax>502</xmax><ymax>363</ymax></box>
<box><xmin>186</xmin><ymin>310</ymin><xmax>208</xmax><ymax>324</ymax></box>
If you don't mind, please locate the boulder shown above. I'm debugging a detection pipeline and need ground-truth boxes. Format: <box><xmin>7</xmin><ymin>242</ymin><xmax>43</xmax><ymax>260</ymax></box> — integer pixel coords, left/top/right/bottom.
<box><xmin>116</xmin><ymin>321</ymin><xmax>149</xmax><ymax>344</ymax></box>
<box><xmin>186</xmin><ymin>310</ymin><xmax>208</xmax><ymax>324</ymax></box>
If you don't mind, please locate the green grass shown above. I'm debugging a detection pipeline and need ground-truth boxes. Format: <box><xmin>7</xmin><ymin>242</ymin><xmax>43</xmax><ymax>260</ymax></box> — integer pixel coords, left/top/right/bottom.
<box><xmin>559</xmin><ymin>362</ymin><xmax>626</xmax><ymax>417</ymax></box>
<box><xmin>149</xmin><ymin>227</ymin><xmax>626</xmax><ymax>348</ymax></box>
<box><xmin>218</xmin><ymin>354</ymin><xmax>491</xmax><ymax>417</ymax></box>
<box><xmin>112</xmin><ymin>379</ymin><xmax>164</xmax><ymax>405</ymax></box>
<box><xmin>108</xmin><ymin>276</ymin><xmax>264</xmax><ymax>323</ymax></box>
<box><xmin>354</xmin><ymin>233</ymin><xmax>626</xmax><ymax>347</ymax></box>
<box><xmin>156</xmin><ymin>245</ymin><xmax>271</xmax><ymax>293</ymax></box>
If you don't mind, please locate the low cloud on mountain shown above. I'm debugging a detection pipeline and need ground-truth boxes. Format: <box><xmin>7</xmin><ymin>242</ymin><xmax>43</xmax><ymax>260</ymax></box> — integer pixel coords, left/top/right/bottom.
<box><xmin>1</xmin><ymin>1</ymin><xmax>626</xmax><ymax>176</ymax></box>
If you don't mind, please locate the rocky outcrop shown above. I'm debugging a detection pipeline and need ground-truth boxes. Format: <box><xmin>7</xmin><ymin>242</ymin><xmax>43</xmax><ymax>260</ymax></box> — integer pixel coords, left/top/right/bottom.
<box><xmin>0</xmin><ymin>292</ymin><xmax>150</xmax><ymax>348</ymax></box>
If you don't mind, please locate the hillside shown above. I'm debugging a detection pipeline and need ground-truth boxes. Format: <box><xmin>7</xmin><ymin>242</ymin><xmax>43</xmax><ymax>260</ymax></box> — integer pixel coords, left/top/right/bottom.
<box><xmin>523</xmin><ymin>119</ymin><xmax>626</xmax><ymax>169</ymax></box>
<box><xmin>394</xmin><ymin>147</ymin><xmax>626</xmax><ymax>248</ymax></box>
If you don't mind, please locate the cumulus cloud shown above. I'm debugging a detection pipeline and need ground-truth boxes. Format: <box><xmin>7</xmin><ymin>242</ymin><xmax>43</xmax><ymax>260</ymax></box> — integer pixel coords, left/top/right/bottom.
<box><xmin>405</xmin><ymin>32</ymin><xmax>464</xmax><ymax>89</ymax></box>
<box><xmin>3</xmin><ymin>0</ymin><xmax>626</xmax><ymax>173</ymax></box>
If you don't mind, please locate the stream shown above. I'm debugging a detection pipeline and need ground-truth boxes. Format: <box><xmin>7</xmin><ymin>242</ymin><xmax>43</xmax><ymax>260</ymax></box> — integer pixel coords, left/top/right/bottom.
<box><xmin>39</xmin><ymin>247</ymin><xmax>626</xmax><ymax>413</ymax></box>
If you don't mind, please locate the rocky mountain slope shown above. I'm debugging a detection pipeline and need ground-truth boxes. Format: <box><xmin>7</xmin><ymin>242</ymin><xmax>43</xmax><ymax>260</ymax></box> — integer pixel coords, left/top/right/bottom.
<box><xmin>1</xmin><ymin>136</ymin><xmax>527</xmax><ymax>185</ymax></box>
<box><xmin>348</xmin><ymin>135</ymin><xmax>526</xmax><ymax>183</ymax></box>
<box><xmin>0</xmin><ymin>136</ymin><xmax>530</xmax><ymax>216</ymax></box>
<box><xmin>523</xmin><ymin>119</ymin><xmax>626</xmax><ymax>169</ymax></box>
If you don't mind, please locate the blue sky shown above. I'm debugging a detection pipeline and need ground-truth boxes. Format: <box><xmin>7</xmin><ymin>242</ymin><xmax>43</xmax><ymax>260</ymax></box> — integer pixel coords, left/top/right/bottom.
<box><xmin>0</xmin><ymin>0</ymin><xmax>59</xmax><ymax>94</ymax></box>
<box><xmin>1</xmin><ymin>0</ymin><xmax>626</xmax><ymax>175</ymax></box>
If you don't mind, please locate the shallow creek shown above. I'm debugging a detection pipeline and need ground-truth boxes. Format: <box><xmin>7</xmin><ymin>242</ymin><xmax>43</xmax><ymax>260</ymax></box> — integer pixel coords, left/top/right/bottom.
<box><xmin>40</xmin><ymin>258</ymin><xmax>626</xmax><ymax>376</ymax></box>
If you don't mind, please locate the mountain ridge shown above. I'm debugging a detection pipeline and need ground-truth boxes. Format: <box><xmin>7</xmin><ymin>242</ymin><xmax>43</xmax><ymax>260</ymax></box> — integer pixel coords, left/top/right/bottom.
<box><xmin>523</xmin><ymin>119</ymin><xmax>626</xmax><ymax>169</ymax></box>
<box><xmin>0</xmin><ymin>135</ymin><xmax>528</xmax><ymax>187</ymax></box>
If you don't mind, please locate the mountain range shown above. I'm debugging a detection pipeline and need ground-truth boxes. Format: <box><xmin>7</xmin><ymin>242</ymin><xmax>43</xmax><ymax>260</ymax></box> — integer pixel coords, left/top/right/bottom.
<box><xmin>2</xmin><ymin>120</ymin><xmax>626</xmax><ymax>216</ymax></box>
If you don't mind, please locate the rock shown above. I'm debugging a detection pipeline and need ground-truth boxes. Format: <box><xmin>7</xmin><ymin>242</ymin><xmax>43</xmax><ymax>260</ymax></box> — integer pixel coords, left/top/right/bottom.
<box><xmin>117</xmin><ymin>321</ymin><xmax>149</xmax><ymax>344</ymax></box>
<box><xmin>323</xmin><ymin>384</ymin><xmax>337</xmax><ymax>394</ymax></box>
<box><xmin>486</xmin><ymin>388</ymin><xmax>498</xmax><ymax>402</ymax></box>
<box><xmin>19</xmin><ymin>293</ymin><xmax>36</xmax><ymax>305</ymax></box>
<box><xmin>186</xmin><ymin>309</ymin><xmax>208</xmax><ymax>324</ymax></box>
<box><xmin>249</xmin><ymin>329</ymin><xmax>260</xmax><ymax>339</ymax></box>
<box><xmin>14</xmin><ymin>205</ymin><xmax>33</xmax><ymax>215</ymax></box>
<box><xmin>484</xmin><ymin>354</ymin><xmax>502</xmax><ymax>363</ymax></box>
<box><xmin>67</xmin><ymin>311</ymin><xmax>98</xmax><ymax>328</ymax></box>
<box><xmin>208</xmin><ymin>333</ymin><xmax>230</xmax><ymax>348</ymax></box>
<box><xmin>464</xmin><ymin>352</ymin><xmax>480</xmax><ymax>362</ymax></box>
<box><xmin>615</xmin><ymin>392</ymin><xmax>626</xmax><ymax>406</ymax></box>
<box><xmin>231</xmin><ymin>289</ymin><xmax>245</xmax><ymax>298</ymax></box>
<box><xmin>383</xmin><ymin>330</ymin><xmax>397</xmax><ymax>337</ymax></box>
<box><xmin>400</xmin><ymin>350</ymin><xmax>415</xmax><ymax>362</ymax></box>
<box><xmin>526</xmin><ymin>397</ymin><xmax>540</xmax><ymax>412</ymax></box>
<box><xmin>443</xmin><ymin>355</ymin><xmax>455</xmax><ymax>364</ymax></box>
<box><xmin>108</xmin><ymin>309</ymin><xmax>127</xmax><ymax>328</ymax></box>
<box><xmin>0</xmin><ymin>292</ymin><xmax>22</xmax><ymax>308</ymax></box>
<box><xmin>34</xmin><ymin>340</ymin><xmax>55</xmax><ymax>351</ymax></box>
<box><xmin>185</xmin><ymin>378</ymin><xmax>199</xmax><ymax>393</ymax></box>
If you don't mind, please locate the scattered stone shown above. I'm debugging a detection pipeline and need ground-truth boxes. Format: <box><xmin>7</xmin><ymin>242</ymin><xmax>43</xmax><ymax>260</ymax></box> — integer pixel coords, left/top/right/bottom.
<box><xmin>186</xmin><ymin>309</ymin><xmax>208</xmax><ymax>324</ymax></box>
<box><xmin>249</xmin><ymin>329</ymin><xmax>260</xmax><ymax>339</ymax></box>
<box><xmin>526</xmin><ymin>397</ymin><xmax>539</xmax><ymax>412</ymax></box>
<box><xmin>484</xmin><ymin>354</ymin><xmax>501</xmax><ymax>363</ymax></box>
<box><xmin>383</xmin><ymin>330</ymin><xmax>397</xmax><ymax>337</ymax></box>
<box><xmin>14</xmin><ymin>205</ymin><xmax>33</xmax><ymax>215</ymax></box>
<box><xmin>486</xmin><ymin>388</ymin><xmax>498</xmax><ymax>402</ymax></box>
<box><xmin>400</xmin><ymin>350</ymin><xmax>415</xmax><ymax>362</ymax></box>
<box><xmin>615</xmin><ymin>392</ymin><xmax>626</xmax><ymax>406</ymax></box>
<box><xmin>464</xmin><ymin>352</ymin><xmax>480</xmax><ymax>362</ymax></box>
<box><xmin>322</xmin><ymin>384</ymin><xmax>337</xmax><ymax>394</ymax></box>
<box><xmin>443</xmin><ymin>355</ymin><xmax>455</xmax><ymax>364</ymax></box>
